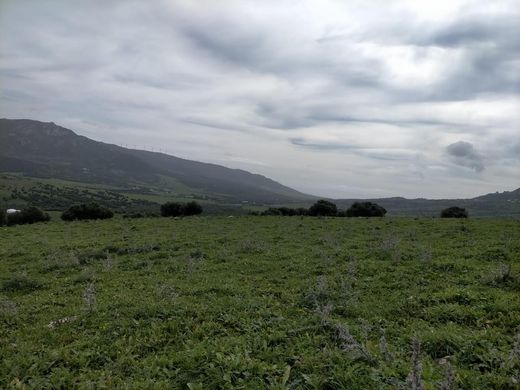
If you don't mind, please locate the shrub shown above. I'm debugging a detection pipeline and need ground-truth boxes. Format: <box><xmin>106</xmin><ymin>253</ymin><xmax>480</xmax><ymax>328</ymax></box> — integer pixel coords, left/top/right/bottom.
<box><xmin>161</xmin><ymin>202</ymin><xmax>184</xmax><ymax>217</ymax></box>
<box><xmin>6</xmin><ymin>207</ymin><xmax>50</xmax><ymax>226</ymax></box>
<box><xmin>161</xmin><ymin>201</ymin><xmax>203</xmax><ymax>217</ymax></box>
<box><xmin>262</xmin><ymin>207</ymin><xmax>282</xmax><ymax>216</ymax></box>
<box><xmin>0</xmin><ymin>209</ymin><xmax>5</xmax><ymax>226</ymax></box>
<box><xmin>183</xmin><ymin>201</ymin><xmax>203</xmax><ymax>216</ymax></box>
<box><xmin>61</xmin><ymin>203</ymin><xmax>114</xmax><ymax>221</ymax></box>
<box><xmin>346</xmin><ymin>202</ymin><xmax>387</xmax><ymax>217</ymax></box>
<box><xmin>296</xmin><ymin>207</ymin><xmax>309</xmax><ymax>216</ymax></box>
<box><xmin>1</xmin><ymin>275</ymin><xmax>42</xmax><ymax>293</ymax></box>
<box><xmin>308</xmin><ymin>200</ymin><xmax>338</xmax><ymax>216</ymax></box>
<box><xmin>441</xmin><ymin>206</ymin><xmax>468</xmax><ymax>218</ymax></box>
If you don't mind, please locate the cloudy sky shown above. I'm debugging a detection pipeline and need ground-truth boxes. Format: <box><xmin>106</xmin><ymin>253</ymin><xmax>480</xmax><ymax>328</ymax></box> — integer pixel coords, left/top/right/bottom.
<box><xmin>1</xmin><ymin>0</ymin><xmax>519</xmax><ymax>198</ymax></box>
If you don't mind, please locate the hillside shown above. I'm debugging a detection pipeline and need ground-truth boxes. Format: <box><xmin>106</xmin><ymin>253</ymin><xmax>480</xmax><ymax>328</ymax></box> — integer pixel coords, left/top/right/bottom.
<box><xmin>334</xmin><ymin>189</ymin><xmax>520</xmax><ymax>218</ymax></box>
<box><xmin>0</xmin><ymin>119</ymin><xmax>311</xmax><ymax>204</ymax></box>
<box><xmin>1</xmin><ymin>118</ymin><xmax>518</xmax><ymax>216</ymax></box>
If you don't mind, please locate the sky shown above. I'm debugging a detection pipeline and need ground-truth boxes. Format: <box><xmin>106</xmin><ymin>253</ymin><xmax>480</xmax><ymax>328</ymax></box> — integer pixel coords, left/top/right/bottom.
<box><xmin>0</xmin><ymin>0</ymin><xmax>519</xmax><ymax>199</ymax></box>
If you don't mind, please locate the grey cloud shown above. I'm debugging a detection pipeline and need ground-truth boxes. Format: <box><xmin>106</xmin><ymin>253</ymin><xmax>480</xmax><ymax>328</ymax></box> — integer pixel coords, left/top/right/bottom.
<box><xmin>446</xmin><ymin>141</ymin><xmax>485</xmax><ymax>172</ymax></box>
<box><xmin>0</xmin><ymin>0</ymin><xmax>519</xmax><ymax>198</ymax></box>
<box><xmin>290</xmin><ymin>138</ymin><xmax>418</xmax><ymax>161</ymax></box>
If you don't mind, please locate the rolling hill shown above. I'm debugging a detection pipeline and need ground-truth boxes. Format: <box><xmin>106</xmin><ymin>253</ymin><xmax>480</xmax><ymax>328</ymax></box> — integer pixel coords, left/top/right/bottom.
<box><xmin>0</xmin><ymin>118</ymin><xmax>311</xmax><ymax>204</ymax></box>
<box><xmin>1</xmin><ymin>118</ymin><xmax>518</xmax><ymax>216</ymax></box>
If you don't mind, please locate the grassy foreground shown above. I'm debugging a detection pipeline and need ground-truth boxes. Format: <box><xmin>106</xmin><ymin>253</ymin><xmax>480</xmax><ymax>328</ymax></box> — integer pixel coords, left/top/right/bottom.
<box><xmin>1</xmin><ymin>216</ymin><xmax>519</xmax><ymax>389</ymax></box>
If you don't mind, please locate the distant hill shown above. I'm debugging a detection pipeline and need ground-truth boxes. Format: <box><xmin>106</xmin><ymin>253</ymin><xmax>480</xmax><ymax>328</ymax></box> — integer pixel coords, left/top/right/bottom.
<box><xmin>1</xmin><ymin>118</ymin><xmax>518</xmax><ymax>216</ymax></box>
<box><xmin>334</xmin><ymin>188</ymin><xmax>520</xmax><ymax>217</ymax></box>
<box><xmin>0</xmin><ymin>118</ymin><xmax>312</xmax><ymax>204</ymax></box>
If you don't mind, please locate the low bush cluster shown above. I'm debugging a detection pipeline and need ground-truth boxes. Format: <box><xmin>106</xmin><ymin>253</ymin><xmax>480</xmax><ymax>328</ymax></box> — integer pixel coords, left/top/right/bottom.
<box><xmin>5</xmin><ymin>207</ymin><xmax>50</xmax><ymax>226</ymax></box>
<box><xmin>256</xmin><ymin>199</ymin><xmax>387</xmax><ymax>218</ymax></box>
<box><xmin>256</xmin><ymin>200</ymin><xmax>471</xmax><ymax>219</ymax></box>
<box><xmin>61</xmin><ymin>203</ymin><xmax>114</xmax><ymax>221</ymax></box>
<box><xmin>161</xmin><ymin>201</ymin><xmax>203</xmax><ymax>217</ymax></box>
<box><xmin>441</xmin><ymin>206</ymin><xmax>468</xmax><ymax>218</ymax></box>
<box><xmin>346</xmin><ymin>202</ymin><xmax>387</xmax><ymax>217</ymax></box>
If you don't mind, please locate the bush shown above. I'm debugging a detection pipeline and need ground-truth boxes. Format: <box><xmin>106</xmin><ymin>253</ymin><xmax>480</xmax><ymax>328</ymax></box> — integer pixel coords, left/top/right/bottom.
<box><xmin>161</xmin><ymin>202</ymin><xmax>183</xmax><ymax>217</ymax></box>
<box><xmin>1</xmin><ymin>275</ymin><xmax>42</xmax><ymax>293</ymax></box>
<box><xmin>262</xmin><ymin>207</ymin><xmax>282</xmax><ymax>216</ymax></box>
<box><xmin>441</xmin><ymin>206</ymin><xmax>468</xmax><ymax>218</ymax></box>
<box><xmin>161</xmin><ymin>201</ymin><xmax>203</xmax><ymax>217</ymax></box>
<box><xmin>61</xmin><ymin>203</ymin><xmax>114</xmax><ymax>221</ymax></box>
<box><xmin>6</xmin><ymin>207</ymin><xmax>50</xmax><ymax>226</ymax></box>
<box><xmin>308</xmin><ymin>200</ymin><xmax>338</xmax><ymax>216</ymax></box>
<box><xmin>346</xmin><ymin>202</ymin><xmax>387</xmax><ymax>217</ymax></box>
<box><xmin>183</xmin><ymin>201</ymin><xmax>203</xmax><ymax>216</ymax></box>
<box><xmin>0</xmin><ymin>209</ymin><xmax>5</xmax><ymax>226</ymax></box>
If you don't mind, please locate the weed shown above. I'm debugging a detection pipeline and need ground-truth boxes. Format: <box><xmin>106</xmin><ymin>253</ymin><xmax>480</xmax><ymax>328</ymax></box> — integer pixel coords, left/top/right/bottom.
<box><xmin>0</xmin><ymin>299</ymin><xmax>17</xmax><ymax>319</ymax></box>
<box><xmin>439</xmin><ymin>362</ymin><xmax>456</xmax><ymax>390</ymax></box>
<box><xmin>406</xmin><ymin>338</ymin><xmax>425</xmax><ymax>390</ymax></box>
<box><xmin>238</xmin><ymin>239</ymin><xmax>265</xmax><ymax>254</ymax></box>
<box><xmin>1</xmin><ymin>275</ymin><xmax>41</xmax><ymax>293</ymax></box>
<box><xmin>333</xmin><ymin>323</ymin><xmax>373</xmax><ymax>363</ymax></box>
<box><xmin>73</xmin><ymin>268</ymin><xmax>95</xmax><ymax>284</ymax></box>
<box><xmin>83</xmin><ymin>282</ymin><xmax>96</xmax><ymax>312</ymax></box>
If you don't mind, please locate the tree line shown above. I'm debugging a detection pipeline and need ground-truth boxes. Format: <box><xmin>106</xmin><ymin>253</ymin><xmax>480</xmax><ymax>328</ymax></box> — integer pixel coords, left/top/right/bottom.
<box><xmin>0</xmin><ymin>200</ymin><xmax>470</xmax><ymax>227</ymax></box>
<box><xmin>253</xmin><ymin>200</ymin><xmax>388</xmax><ymax>217</ymax></box>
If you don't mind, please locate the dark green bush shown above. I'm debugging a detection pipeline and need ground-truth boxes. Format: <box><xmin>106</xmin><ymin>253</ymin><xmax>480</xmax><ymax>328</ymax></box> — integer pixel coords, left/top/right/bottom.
<box><xmin>161</xmin><ymin>201</ymin><xmax>203</xmax><ymax>217</ymax></box>
<box><xmin>6</xmin><ymin>207</ymin><xmax>50</xmax><ymax>226</ymax></box>
<box><xmin>161</xmin><ymin>202</ymin><xmax>184</xmax><ymax>217</ymax></box>
<box><xmin>183</xmin><ymin>201</ymin><xmax>203</xmax><ymax>216</ymax></box>
<box><xmin>262</xmin><ymin>207</ymin><xmax>282</xmax><ymax>216</ymax></box>
<box><xmin>308</xmin><ymin>200</ymin><xmax>338</xmax><ymax>216</ymax></box>
<box><xmin>61</xmin><ymin>203</ymin><xmax>114</xmax><ymax>221</ymax></box>
<box><xmin>346</xmin><ymin>202</ymin><xmax>386</xmax><ymax>217</ymax></box>
<box><xmin>1</xmin><ymin>275</ymin><xmax>42</xmax><ymax>293</ymax></box>
<box><xmin>441</xmin><ymin>206</ymin><xmax>468</xmax><ymax>218</ymax></box>
<box><xmin>0</xmin><ymin>209</ymin><xmax>5</xmax><ymax>226</ymax></box>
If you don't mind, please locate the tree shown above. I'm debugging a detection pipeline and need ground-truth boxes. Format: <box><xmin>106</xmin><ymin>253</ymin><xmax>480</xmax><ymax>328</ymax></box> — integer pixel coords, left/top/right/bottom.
<box><xmin>262</xmin><ymin>207</ymin><xmax>282</xmax><ymax>216</ymax></box>
<box><xmin>308</xmin><ymin>200</ymin><xmax>338</xmax><ymax>216</ymax></box>
<box><xmin>7</xmin><ymin>206</ymin><xmax>50</xmax><ymax>225</ymax></box>
<box><xmin>61</xmin><ymin>203</ymin><xmax>114</xmax><ymax>221</ymax></box>
<box><xmin>161</xmin><ymin>202</ymin><xmax>184</xmax><ymax>217</ymax></box>
<box><xmin>346</xmin><ymin>202</ymin><xmax>387</xmax><ymax>217</ymax></box>
<box><xmin>161</xmin><ymin>201</ymin><xmax>203</xmax><ymax>217</ymax></box>
<box><xmin>183</xmin><ymin>201</ymin><xmax>203</xmax><ymax>216</ymax></box>
<box><xmin>441</xmin><ymin>206</ymin><xmax>468</xmax><ymax>218</ymax></box>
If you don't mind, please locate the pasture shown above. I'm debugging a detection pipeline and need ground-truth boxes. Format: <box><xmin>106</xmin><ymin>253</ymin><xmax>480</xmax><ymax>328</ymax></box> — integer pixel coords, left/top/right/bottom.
<box><xmin>1</xmin><ymin>216</ymin><xmax>519</xmax><ymax>388</ymax></box>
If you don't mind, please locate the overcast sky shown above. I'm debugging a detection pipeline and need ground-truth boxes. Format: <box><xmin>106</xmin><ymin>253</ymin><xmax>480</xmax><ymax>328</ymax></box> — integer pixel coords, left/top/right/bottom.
<box><xmin>1</xmin><ymin>0</ymin><xmax>519</xmax><ymax>198</ymax></box>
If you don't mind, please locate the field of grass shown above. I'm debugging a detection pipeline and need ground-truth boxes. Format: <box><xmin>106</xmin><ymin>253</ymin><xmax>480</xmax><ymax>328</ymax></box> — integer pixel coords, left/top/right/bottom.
<box><xmin>1</xmin><ymin>216</ymin><xmax>519</xmax><ymax>388</ymax></box>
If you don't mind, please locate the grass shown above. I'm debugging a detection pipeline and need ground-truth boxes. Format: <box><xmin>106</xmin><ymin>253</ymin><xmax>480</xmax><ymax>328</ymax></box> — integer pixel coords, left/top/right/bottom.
<box><xmin>0</xmin><ymin>216</ymin><xmax>519</xmax><ymax>388</ymax></box>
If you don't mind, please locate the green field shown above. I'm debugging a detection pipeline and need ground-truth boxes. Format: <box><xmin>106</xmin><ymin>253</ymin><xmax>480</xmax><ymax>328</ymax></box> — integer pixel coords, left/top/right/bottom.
<box><xmin>1</xmin><ymin>217</ymin><xmax>519</xmax><ymax>388</ymax></box>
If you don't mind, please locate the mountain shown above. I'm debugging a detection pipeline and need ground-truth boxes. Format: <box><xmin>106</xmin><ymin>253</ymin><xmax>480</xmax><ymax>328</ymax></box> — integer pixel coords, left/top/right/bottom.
<box><xmin>0</xmin><ymin>118</ymin><xmax>312</xmax><ymax>204</ymax></box>
<box><xmin>1</xmin><ymin>118</ymin><xmax>518</xmax><ymax>217</ymax></box>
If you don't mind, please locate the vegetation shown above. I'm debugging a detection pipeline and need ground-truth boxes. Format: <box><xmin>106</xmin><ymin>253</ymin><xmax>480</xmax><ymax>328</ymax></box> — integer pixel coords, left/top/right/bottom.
<box><xmin>0</xmin><ymin>208</ymin><xmax>5</xmax><ymax>226</ymax></box>
<box><xmin>5</xmin><ymin>206</ymin><xmax>50</xmax><ymax>226</ymax></box>
<box><xmin>308</xmin><ymin>199</ymin><xmax>338</xmax><ymax>216</ymax></box>
<box><xmin>259</xmin><ymin>207</ymin><xmax>308</xmax><ymax>216</ymax></box>
<box><xmin>161</xmin><ymin>201</ymin><xmax>203</xmax><ymax>217</ymax></box>
<box><xmin>441</xmin><ymin>206</ymin><xmax>469</xmax><ymax>218</ymax></box>
<box><xmin>61</xmin><ymin>203</ymin><xmax>114</xmax><ymax>221</ymax></box>
<box><xmin>346</xmin><ymin>201</ymin><xmax>387</xmax><ymax>217</ymax></box>
<box><xmin>0</xmin><ymin>216</ymin><xmax>518</xmax><ymax>388</ymax></box>
<box><xmin>183</xmin><ymin>201</ymin><xmax>203</xmax><ymax>216</ymax></box>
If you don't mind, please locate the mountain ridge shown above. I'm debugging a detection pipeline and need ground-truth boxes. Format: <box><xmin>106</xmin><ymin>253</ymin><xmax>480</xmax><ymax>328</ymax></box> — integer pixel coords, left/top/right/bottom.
<box><xmin>0</xmin><ymin>118</ymin><xmax>311</xmax><ymax>204</ymax></box>
<box><xmin>1</xmin><ymin>118</ymin><xmax>518</xmax><ymax>216</ymax></box>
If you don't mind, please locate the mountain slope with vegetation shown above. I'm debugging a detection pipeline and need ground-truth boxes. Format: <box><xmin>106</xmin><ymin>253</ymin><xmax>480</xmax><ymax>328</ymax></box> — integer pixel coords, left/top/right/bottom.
<box><xmin>0</xmin><ymin>119</ymin><xmax>311</xmax><ymax>204</ymax></box>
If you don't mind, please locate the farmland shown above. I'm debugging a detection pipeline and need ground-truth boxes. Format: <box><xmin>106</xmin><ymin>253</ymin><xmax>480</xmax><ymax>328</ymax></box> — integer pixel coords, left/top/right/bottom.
<box><xmin>1</xmin><ymin>216</ymin><xmax>519</xmax><ymax>388</ymax></box>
